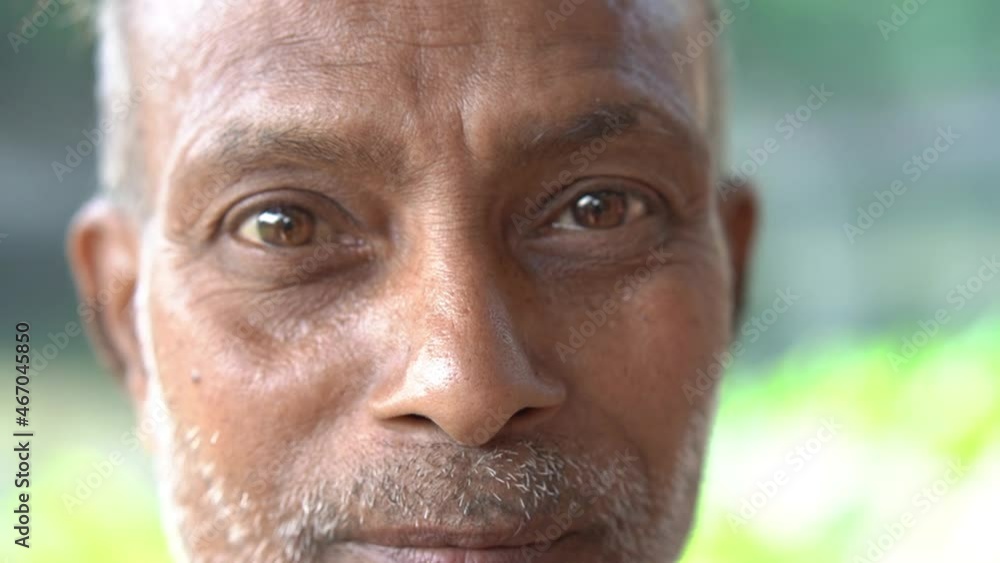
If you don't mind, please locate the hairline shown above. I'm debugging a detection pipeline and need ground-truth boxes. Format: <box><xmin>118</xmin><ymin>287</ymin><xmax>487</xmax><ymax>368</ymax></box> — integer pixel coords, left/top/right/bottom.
<box><xmin>93</xmin><ymin>0</ymin><xmax>726</xmax><ymax>212</ymax></box>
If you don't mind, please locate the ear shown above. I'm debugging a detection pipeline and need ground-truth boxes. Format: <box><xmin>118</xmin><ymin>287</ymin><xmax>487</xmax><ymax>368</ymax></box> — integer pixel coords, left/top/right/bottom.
<box><xmin>718</xmin><ymin>179</ymin><xmax>758</xmax><ymax>324</ymax></box>
<box><xmin>67</xmin><ymin>198</ymin><xmax>147</xmax><ymax>406</ymax></box>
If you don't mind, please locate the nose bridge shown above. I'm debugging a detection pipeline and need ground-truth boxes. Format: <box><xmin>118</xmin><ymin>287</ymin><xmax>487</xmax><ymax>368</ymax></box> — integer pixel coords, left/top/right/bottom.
<box><xmin>371</xmin><ymin>243</ymin><xmax>566</xmax><ymax>446</ymax></box>
<box><xmin>425</xmin><ymin>245</ymin><xmax>497</xmax><ymax>336</ymax></box>
<box><xmin>410</xmin><ymin>253</ymin><xmax>529</xmax><ymax>406</ymax></box>
<box><xmin>417</xmin><ymin>263</ymin><xmax>521</xmax><ymax>384</ymax></box>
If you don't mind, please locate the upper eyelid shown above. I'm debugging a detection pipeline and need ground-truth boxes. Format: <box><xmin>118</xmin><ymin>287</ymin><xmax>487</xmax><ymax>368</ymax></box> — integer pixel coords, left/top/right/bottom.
<box><xmin>540</xmin><ymin>178</ymin><xmax>665</xmax><ymax>216</ymax></box>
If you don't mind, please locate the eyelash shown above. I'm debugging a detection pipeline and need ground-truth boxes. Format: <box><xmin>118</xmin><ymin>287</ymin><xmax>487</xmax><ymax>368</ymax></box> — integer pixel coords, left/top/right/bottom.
<box><xmin>527</xmin><ymin>179</ymin><xmax>664</xmax><ymax>232</ymax></box>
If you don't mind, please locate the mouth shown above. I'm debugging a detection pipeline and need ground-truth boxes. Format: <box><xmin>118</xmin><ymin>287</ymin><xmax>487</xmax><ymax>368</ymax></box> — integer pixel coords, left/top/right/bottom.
<box><xmin>337</xmin><ymin>528</ymin><xmax>576</xmax><ymax>563</ymax></box>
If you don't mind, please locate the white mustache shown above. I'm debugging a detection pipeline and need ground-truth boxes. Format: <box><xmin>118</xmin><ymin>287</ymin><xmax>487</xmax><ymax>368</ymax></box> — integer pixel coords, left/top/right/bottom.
<box><xmin>281</xmin><ymin>440</ymin><xmax>643</xmax><ymax>538</ymax></box>
<box><xmin>261</xmin><ymin>439</ymin><xmax>649</xmax><ymax>563</ymax></box>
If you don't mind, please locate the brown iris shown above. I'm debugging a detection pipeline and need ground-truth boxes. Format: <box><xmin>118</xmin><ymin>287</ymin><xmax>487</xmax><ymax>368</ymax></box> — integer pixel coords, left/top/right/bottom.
<box><xmin>250</xmin><ymin>206</ymin><xmax>315</xmax><ymax>247</ymax></box>
<box><xmin>571</xmin><ymin>191</ymin><xmax>629</xmax><ymax>229</ymax></box>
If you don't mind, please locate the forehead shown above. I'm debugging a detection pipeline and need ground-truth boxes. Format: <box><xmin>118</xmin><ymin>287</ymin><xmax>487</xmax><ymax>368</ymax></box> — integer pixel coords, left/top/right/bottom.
<box><xmin>127</xmin><ymin>0</ymin><xmax>714</xmax><ymax>196</ymax></box>
<box><xmin>132</xmin><ymin>0</ymin><xmax>706</xmax><ymax>66</ymax></box>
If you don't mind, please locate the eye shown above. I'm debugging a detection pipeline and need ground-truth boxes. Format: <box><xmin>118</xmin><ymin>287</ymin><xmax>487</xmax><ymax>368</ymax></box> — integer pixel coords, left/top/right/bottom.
<box><xmin>236</xmin><ymin>206</ymin><xmax>317</xmax><ymax>247</ymax></box>
<box><xmin>552</xmin><ymin>190</ymin><xmax>649</xmax><ymax>230</ymax></box>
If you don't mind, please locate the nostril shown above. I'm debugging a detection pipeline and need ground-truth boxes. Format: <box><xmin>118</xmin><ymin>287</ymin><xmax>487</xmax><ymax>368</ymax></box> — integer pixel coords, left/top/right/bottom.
<box><xmin>511</xmin><ymin>406</ymin><xmax>534</xmax><ymax>419</ymax></box>
<box><xmin>508</xmin><ymin>406</ymin><xmax>549</xmax><ymax>427</ymax></box>
<box><xmin>390</xmin><ymin>413</ymin><xmax>435</xmax><ymax>429</ymax></box>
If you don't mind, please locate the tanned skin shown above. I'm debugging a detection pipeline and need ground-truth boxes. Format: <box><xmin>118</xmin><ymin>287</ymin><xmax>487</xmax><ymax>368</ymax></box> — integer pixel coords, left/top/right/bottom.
<box><xmin>69</xmin><ymin>0</ymin><xmax>756</xmax><ymax>561</ymax></box>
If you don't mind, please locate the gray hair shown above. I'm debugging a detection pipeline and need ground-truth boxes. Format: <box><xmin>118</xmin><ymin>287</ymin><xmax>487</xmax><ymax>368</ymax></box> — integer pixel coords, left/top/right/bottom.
<box><xmin>94</xmin><ymin>0</ymin><xmax>144</xmax><ymax>211</ymax></box>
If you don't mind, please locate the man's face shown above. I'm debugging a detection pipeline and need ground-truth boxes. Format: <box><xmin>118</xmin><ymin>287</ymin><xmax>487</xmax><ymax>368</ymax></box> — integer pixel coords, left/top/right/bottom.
<box><xmin>71</xmin><ymin>0</ymin><xmax>756</xmax><ymax>561</ymax></box>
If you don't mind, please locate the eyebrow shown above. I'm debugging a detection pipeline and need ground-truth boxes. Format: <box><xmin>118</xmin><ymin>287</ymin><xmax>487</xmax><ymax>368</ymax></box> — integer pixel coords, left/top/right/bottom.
<box><xmin>201</xmin><ymin>123</ymin><xmax>399</xmax><ymax>175</ymax></box>
<box><xmin>519</xmin><ymin>101</ymin><xmax>707</xmax><ymax>162</ymax></box>
<box><xmin>173</xmin><ymin>100</ymin><xmax>706</xmax><ymax>195</ymax></box>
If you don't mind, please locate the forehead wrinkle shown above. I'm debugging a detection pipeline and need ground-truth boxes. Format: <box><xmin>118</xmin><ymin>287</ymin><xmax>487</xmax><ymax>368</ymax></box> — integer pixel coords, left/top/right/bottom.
<box><xmin>129</xmin><ymin>0</ymin><xmax>720</xmax><ymax>213</ymax></box>
<box><xmin>143</xmin><ymin>0</ymin><xmax>705</xmax><ymax>109</ymax></box>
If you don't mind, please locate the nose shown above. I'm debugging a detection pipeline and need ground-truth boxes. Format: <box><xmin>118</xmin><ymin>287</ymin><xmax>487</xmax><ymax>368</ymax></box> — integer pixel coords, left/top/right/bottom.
<box><xmin>370</xmin><ymin>279</ymin><xmax>566</xmax><ymax>447</ymax></box>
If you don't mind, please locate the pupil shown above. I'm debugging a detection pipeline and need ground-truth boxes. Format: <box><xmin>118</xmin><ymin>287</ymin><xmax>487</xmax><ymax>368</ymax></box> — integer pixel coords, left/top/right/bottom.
<box><xmin>257</xmin><ymin>207</ymin><xmax>310</xmax><ymax>245</ymax></box>
<box><xmin>573</xmin><ymin>192</ymin><xmax>626</xmax><ymax>229</ymax></box>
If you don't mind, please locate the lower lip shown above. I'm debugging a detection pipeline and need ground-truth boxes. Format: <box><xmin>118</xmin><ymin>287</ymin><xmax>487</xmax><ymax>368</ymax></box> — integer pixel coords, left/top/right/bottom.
<box><xmin>342</xmin><ymin>540</ymin><xmax>566</xmax><ymax>563</ymax></box>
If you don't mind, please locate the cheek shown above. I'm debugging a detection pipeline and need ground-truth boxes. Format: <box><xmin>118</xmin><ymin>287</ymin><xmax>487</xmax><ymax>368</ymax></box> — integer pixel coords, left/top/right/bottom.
<box><xmin>551</xmin><ymin>260</ymin><xmax>731</xmax><ymax>478</ymax></box>
<box><xmin>143</xmin><ymin>258</ymin><xmax>386</xmax><ymax>500</ymax></box>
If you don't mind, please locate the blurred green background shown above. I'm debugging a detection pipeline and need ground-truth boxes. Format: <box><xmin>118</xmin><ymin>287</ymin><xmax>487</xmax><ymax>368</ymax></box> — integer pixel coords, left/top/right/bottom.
<box><xmin>1</xmin><ymin>0</ymin><xmax>997</xmax><ymax>561</ymax></box>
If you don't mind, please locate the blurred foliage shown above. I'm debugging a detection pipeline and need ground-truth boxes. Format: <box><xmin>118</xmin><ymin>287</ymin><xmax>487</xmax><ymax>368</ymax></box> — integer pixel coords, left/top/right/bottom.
<box><xmin>685</xmin><ymin>319</ymin><xmax>999</xmax><ymax>562</ymax></box>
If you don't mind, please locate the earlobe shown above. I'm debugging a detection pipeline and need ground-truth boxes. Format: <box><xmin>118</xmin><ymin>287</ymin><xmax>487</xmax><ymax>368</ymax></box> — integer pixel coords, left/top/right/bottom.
<box><xmin>67</xmin><ymin>198</ymin><xmax>146</xmax><ymax>403</ymax></box>
<box><xmin>718</xmin><ymin>179</ymin><xmax>759</xmax><ymax>324</ymax></box>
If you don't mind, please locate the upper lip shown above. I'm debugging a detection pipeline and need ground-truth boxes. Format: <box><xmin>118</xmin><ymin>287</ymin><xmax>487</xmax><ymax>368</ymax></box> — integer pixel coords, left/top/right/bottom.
<box><xmin>344</xmin><ymin>526</ymin><xmax>566</xmax><ymax>549</ymax></box>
